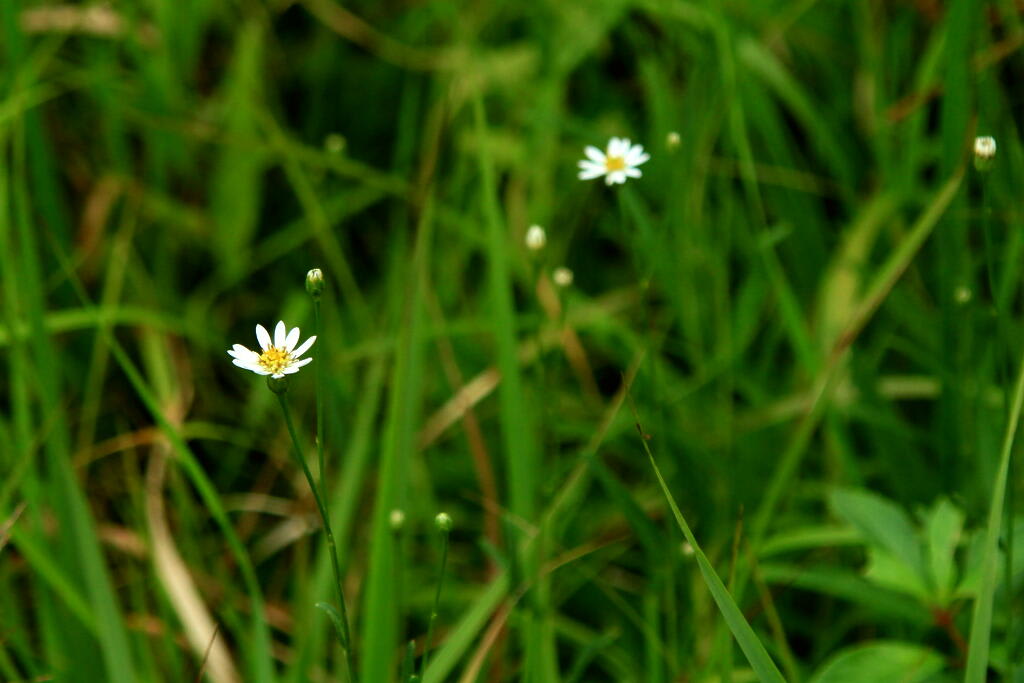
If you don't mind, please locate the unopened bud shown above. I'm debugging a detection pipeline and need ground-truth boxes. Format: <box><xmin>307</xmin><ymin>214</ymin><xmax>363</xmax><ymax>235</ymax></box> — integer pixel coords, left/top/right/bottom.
<box><xmin>389</xmin><ymin>508</ymin><xmax>405</xmax><ymax>531</ymax></box>
<box><xmin>306</xmin><ymin>268</ymin><xmax>325</xmax><ymax>298</ymax></box>
<box><xmin>974</xmin><ymin>136</ymin><xmax>996</xmax><ymax>171</ymax></box>
<box><xmin>434</xmin><ymin>512</ymin><xmax>452</xmax><ymax>533</ymax></box>
<box><xmin>553</xmin><ymin>267</ymin><xmax>574</xmax><ymax>287</ymax></box>
<box><xmin>525</xmin><ymin>225</ymin><xmax>546</xmax><ymax>251</ymax></box>
<box><xmin>666</xmin><ymin>131</ymin><xmax>681</xmax><ymax>150</ymax></box>
<box><xmin>324</xmin><ymin>133</ymin><xmax>346</xmax><ymax>155</ymax></box>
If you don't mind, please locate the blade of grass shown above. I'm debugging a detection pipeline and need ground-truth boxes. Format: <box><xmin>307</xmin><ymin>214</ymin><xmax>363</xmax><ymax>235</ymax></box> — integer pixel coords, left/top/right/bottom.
<box><xmin>633</xmin><ymin>407</ymin><xmax>786</xmax><ymax>683</ymax></box>
<box><xmin>963</xmin><ymin>335</ymin><xmax>1024</xmax><ymax>680</ymax></box>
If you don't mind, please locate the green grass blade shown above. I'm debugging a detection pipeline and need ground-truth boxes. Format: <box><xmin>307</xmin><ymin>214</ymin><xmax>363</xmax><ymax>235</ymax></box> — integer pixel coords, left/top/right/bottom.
<box><xmin>963</xmin><ymin>342</ymin><xmax>1024</xmax><ymax>680</ymax></box>
<box><xmin>635</xmin><ymin>414</ymin><xmax>786</xmax><ymax>683</ymax></box>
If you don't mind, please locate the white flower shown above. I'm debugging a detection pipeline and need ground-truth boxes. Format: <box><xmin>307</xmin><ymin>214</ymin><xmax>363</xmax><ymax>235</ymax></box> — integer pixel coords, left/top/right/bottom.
<box><xmin>974</xmin><ymin>136</ymin><xmax>996</xmax><ymax>161</ymax></box>
<box><xmin>553</xmin><ymin>266</ymin><xmax>574</xmax><ymax>287</ymax></box>
<box><xmin>227</xmin><ymin>321</ymin><xmax>316</xmax><ymax>378</ymax></box>
<box><xmin>525</xmin><ymin>224</ymin><xmax>547</xmax><ymax>251</ymax></box>
<box><xmin>578</xmin><ymin>137</ymin><xmax>650</xmax><ymax>185</ymax></box>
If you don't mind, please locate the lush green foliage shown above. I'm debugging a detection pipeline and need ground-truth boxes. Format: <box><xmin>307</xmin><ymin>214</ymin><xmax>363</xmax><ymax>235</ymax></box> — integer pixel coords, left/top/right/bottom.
<box><xmin>2</xmin><ymin>1</ymin><xmax>1024</xmax><ymax>681</ymax></box>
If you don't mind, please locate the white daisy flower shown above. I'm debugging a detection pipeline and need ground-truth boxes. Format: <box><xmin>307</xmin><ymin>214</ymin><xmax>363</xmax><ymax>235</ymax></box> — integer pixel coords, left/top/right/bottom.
<box><xmin>227</xmin><ymin>321</ymin><xmax>316</xmax><ymax>379</ymax></box>
<box><xmin>577</xmin><ymin>137</ymin><xmax>650</xmax><ymax>185</ymax></box>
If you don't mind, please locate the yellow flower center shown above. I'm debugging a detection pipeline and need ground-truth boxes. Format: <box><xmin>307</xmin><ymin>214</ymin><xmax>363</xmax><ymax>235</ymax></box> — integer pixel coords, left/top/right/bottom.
<box><xmin>258</xmin><ymin>346</ymin><xmax>292</xmax><ymax>374</ymax></box>
<box><xmin>605</xmin><ymin>155</ymin><xmax>626</xmax><ymax>172</ymax></box>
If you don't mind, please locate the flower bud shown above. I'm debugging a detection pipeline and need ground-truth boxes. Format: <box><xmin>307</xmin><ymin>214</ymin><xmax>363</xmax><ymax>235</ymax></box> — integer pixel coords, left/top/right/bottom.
<box><xmin>434</xmin><ymin>512</ymin><xmax>452</xmax><ymax>533</ymax></box>
<box><xmin>306</xmin><ymin>268</ymin><xmax>325</xmax><ymax>299</ymax></box>
<box><xmin>666</xmin><ymin>131</ymin><xmax>681</xmax><ymax>151</ymax></box>
<box><xmin>525</xmin><ymin>224</ymin><xmax>546</xmax><ymax>251</ymax></box>
<box><xmin>389</xmin><ymin>508</ymin><xmax>405</xmax><ymax>531</ymax></box>
<box><xmin>974</xmin><ymin>136</ymin><xmax>996</xmax><ymax>171</ymax></box>
<box><xmin>324</xmin><ymin>133</ymin><xmax>346</xmax><ymax>155</ymax></box>
<box><xmin>553</xmin><ymin>267</ymin><xmax>574</xmax><ymax>288</ymax></box>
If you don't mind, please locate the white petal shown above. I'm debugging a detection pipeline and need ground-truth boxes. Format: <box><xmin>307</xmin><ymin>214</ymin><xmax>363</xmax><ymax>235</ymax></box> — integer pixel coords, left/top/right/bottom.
<box><xmin>625</xmin><ymin>167</ymin><xmax>643</xmax><ymax>178</ymax></box>
<box><xmin>228</xmin><ymin>344</ymin><xmax>257</xmax><ymax>361</ymax></box>
<box><xmin>631</xmin><ymin>153</ymin><xmax>650</xmax><ymax>167</ymax></box>
<box><xmin>609</xmin><ymin>138</ymin><xmax>628</xmax><ymax>157</ymax></box>
<box><xmin>233</xmin><ymin>358</ymin><xmax>269</xmax><ymax>375</ymax></box>
<box><xmin>272</xmin><ymin>372</ymin><xmax>285</xmax><ymax>379</ymax></box>
<box><xmin>255</xmin><ymin>324</ymin><xmax>272</xmax><ymax>351</ymax></box>
<box><xmin>626</xmin><ymin>146</ymin><xmax>649</xmax><ymax>165</ymax></box>
<box><xmin>606</xmin><ymin>171</ymin><xmax>628</xmax><ymax>185</ymax></box>
<box><xmin>285</xmin><ymin>326</ymin><xmax>300</xmax><ymax>352</ymax></box>
<box><xmin>584</xmin><ymin>146</ymin><xmax>605</xmax><ymax>163</ymax></box>
<box><xmin>291</xmin><ymin>357</ymin><xmax>313</xmax><ymax>368</ymax></box>
<box><xmin>274</xmin><ymin>321</ymin><xmax>287</xmax><ymax>348</ymax></box>
<box><xmin>292</xmin><ymin>335</ymin><xmax>317</xmax><ymax>358</ymax></box>
<box><xmin>579</xmin><ymin>168</ymin><xmax>605</xmax><ymax>180</ymax></box>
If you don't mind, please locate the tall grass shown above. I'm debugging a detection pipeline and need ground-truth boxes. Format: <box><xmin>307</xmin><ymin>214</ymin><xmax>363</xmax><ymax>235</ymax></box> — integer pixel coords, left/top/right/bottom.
<box><xmin>1</xmin><ymin>1</ymin><xmax>1023</xmax><ymax>681</ymax></box>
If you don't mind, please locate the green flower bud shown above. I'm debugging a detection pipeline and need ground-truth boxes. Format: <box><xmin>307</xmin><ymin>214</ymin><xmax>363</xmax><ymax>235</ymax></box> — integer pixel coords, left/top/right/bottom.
<box><xmin>434</xmin><ymin>512</ymin><xmax>452</xmax><ymax>533</ymax></box>
<box><xmin>306</xmin><ymin>268</ymin><xmax>325</xmax><ymax>298</ymax></box>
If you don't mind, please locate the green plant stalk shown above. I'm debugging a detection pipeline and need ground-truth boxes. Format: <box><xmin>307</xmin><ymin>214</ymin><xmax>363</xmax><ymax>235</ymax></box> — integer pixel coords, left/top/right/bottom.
<box><xmin>314</xmin><ymin>299</ymin><xmax>326</xmax><ymax>501</ymax></box>
<box><xmin>420</xmin><ymin>526</ymin><xmax>451</xmax><ymax>677</ymax></box>
<box><xmin>276</xmin><ymin>391</ymin><xmax>356</xmax><ymax>683</ymax></box>
<box><xmin>963</xmin><ymin>340</ymin><xmax>1024</xmax><ymax>683</ymax></box>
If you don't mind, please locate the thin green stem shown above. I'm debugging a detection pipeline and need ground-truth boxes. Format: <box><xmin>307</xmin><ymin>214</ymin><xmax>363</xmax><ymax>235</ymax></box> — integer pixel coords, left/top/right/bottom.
<box><xmin>314</xmin><ymin>300</ymin><xmax>326</xmax><ymax>495</ymax></box>
<box><xmin>420</xmin><ymin>526</ymin><xmax>451</xmax><ymax>678</ymax></box>
<box><xmin>276</xmin><ymin>391</ymin><xmax>356</xmax><ymax>683</ymax></box>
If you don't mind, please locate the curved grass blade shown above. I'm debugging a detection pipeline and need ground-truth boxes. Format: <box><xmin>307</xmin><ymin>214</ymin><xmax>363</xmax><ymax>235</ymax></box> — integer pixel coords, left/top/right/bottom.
<box><xmin>963</xmin><ymin>345</ymin><xmax>1024</xmax><ymax>682</ymax></box>
<box><xmin>634</xmin><ymin>412</ymin><xmax>786</xmax><ymax>683</ymax></box>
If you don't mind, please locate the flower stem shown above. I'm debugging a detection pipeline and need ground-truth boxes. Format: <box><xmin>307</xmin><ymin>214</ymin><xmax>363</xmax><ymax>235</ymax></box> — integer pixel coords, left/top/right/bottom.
<box><xmin>276</xmin><ymin>392</ymin><xmax>356</xmax><ymax>683</ymax></box>
<box><xmin>314</xmin><ymin>300</ymin><xmax>326</xmax><ymax>496</ymax></box>
<box><xmin>420</xmin><ymin>522</ymin><xmax>451</xmax><ymax>678</ymax></box>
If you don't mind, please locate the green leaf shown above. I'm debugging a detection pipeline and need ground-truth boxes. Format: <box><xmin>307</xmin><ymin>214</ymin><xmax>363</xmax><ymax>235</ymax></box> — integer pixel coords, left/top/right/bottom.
<box><xmin>924</xmin><ymin>498</ymin><xmax>963</xmax><ymax>604</ymax></box>
<box><xmin>864</xmin><ymin>549</ymin><xmax>930</xmax><ymax>602</ymax></box>
<box><xmin>830</xmin><ymin>489</ymin><xmax>925</xmax><ymax>582</ymax></box>
<box><xmin>809</xmin><ymin>642</ymin><xmax>944</xmax><ymax>683</ymax></box>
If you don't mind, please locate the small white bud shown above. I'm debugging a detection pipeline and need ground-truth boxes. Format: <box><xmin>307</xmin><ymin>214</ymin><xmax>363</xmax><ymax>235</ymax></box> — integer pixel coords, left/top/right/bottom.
<box><xmin>525</xmin><ymin>225</ymin><xmax>547</xmax><ymax>251</ymax></box>
<box><xmin>389</xmin><ymin>509</ymin><xmax>405</xmax><ymax>531</ymax></box>
<box><xmin>974</xmin><ymin>136</ymin><xmax>996</xmax><ymax>171</ymax></box>
<box><xmin>954</xmin><ymin>286</ymin><xmax>972</xmax><ymax>304</ymax></box>
<box><xmin>552</xmin><ymin>267</ymin><xmax>574</xmax><ymax>287</ymax></box>
<box><xmin>681</xmin><ymin>541</ymin><xmax>695</xmax><ymax>557</ymax></box>
<box><xmin>666</xmin><ymin>131</ymin><xmax>681</xmax><ymax>150</ymax></box>
<box><xmin>305</xmin><ymin>268</ymin><xmax>325</xmax><ymax>298</ymax></box>
<box><xmin>434</xmin><ymin>512</ymin><xmax>452</xmax><ymax>533</ymax></box>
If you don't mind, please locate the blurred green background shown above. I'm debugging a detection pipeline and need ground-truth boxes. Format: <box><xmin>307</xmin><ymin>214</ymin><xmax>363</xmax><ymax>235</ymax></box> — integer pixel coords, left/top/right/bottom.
<box><xmin>3</xmin><ymin>0</ymin><xmax>1024</xmax><ymax>681</ymax></box>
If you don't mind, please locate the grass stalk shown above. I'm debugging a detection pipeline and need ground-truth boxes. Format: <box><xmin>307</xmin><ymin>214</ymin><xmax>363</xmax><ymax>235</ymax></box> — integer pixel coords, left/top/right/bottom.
<box><xmin>420</xmin><ymin>514</ymin><xmax>451</xmax><ymax>678</ymax></box>
<box><xmin>275</xmin><ymin>387</ymin><xmax>356</xmax><ymax>683</ymax></box>
<box><xmin>963</xmin><ymin>306</ymin><xmax>1024</xmax><ymax>682</ymax></box>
